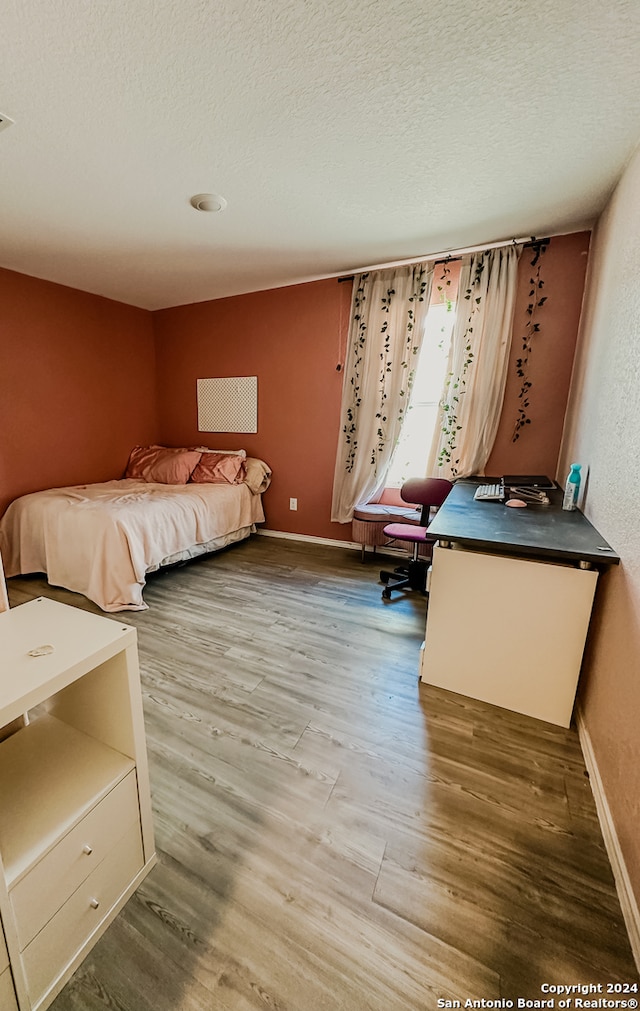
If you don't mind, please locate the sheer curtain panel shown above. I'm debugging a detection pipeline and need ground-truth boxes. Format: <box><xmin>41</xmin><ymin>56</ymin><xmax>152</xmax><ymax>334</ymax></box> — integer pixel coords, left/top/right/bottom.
<box><xmin>331</xmin><ymin>263</ymin><xmax>434</xmax><ymax>523</ymax></box>
<box><xmin>426</xmin><ymin>245</ymin><xmax>521</xmax><ymax>480</ymax></box>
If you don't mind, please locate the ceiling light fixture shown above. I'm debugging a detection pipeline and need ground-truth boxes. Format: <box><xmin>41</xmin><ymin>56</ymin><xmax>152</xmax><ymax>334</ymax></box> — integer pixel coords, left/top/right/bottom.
<box><xmin>190</xmin><ymin>193</ymin><xmax>227</xmax><ymax>213</ymax></box>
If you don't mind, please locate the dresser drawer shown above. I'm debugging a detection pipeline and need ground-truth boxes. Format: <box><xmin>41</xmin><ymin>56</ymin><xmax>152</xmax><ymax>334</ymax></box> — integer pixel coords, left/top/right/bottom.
<box><xmin>22</xmin><ymin>820</ymin><xmax>143</xmax><ymax>1007</ymax></box>
<box><xmin>0</xmin><ymin>966</ymin><xmax>18</xmax><ymax>1011</ymax></box>
<box><xmin>11</xmin><ymin>770</ymin><xmax>139</xmax><ymax>950</ymax></box>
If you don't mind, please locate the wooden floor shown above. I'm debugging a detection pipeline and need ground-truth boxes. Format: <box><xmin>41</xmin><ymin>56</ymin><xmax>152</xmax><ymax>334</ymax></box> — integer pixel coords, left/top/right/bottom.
<box><xmin>8</xmin><ymin>536</ymin><xmax>638</xmax><ymax>1010</ymax></box>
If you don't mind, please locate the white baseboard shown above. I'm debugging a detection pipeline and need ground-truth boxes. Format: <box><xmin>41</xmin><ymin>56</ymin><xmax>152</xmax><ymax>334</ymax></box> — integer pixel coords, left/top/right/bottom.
<box><xmin>256</xmin><ymin>528</ymin><xmax>410</xmax><ymax>562</ymax></box>
<box><xmin>256</xmin><ymin>528</ymin><xmax>360</xmax><ymax>551</ymax></box>
<box><xmin>577</xmin><ymin>707</ymin><xmax>640</xmax><ymax>971</ymax></box>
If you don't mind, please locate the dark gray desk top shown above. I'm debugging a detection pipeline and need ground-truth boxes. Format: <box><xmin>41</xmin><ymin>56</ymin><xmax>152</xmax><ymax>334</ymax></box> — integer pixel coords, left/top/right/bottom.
<box><xmin>428</xmin><ymin>480</ymin><xmax>620</xmax><ymax>566</ymax></box>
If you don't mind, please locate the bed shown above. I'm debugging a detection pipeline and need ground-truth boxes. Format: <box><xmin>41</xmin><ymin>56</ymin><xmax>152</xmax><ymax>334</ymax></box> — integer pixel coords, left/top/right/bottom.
<box><xmin>0</xmin><ymin>447</ymin><xmax>271</xmax><ymax>613</ymax></box>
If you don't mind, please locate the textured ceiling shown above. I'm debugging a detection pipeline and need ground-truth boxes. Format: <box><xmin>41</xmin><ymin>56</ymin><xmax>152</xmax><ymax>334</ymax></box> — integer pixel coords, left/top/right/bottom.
<box><xmin>1</xmin><ymin>0</ymin><xmax>640</xmax><ymax>310</ymax></box>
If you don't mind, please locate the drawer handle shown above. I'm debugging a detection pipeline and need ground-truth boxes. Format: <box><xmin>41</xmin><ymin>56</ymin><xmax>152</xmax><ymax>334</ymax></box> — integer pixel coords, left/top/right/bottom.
<box><xmin>89</xmin><ymin>898</ymin><xmax>100</xmax><ymax>909</ymax></box>
<box><xmin>82</xmin><ymin>844</ymin><xmax>93</xmax><ymax>855</ymax></box>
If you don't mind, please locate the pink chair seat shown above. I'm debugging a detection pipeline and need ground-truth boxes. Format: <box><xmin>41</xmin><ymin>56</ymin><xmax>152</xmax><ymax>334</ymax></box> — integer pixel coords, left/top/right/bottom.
<box><xmin>383</xmin><ymin>522</ymin><xmax>428</xmax><ymax>543</ymax></box>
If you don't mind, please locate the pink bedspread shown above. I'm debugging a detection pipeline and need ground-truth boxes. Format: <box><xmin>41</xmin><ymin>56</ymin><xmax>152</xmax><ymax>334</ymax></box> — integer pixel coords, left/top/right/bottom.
<box><xmin>0</xmin><ymin>479</ymin><xmax>265</xmax><ymax>612</ymax></box>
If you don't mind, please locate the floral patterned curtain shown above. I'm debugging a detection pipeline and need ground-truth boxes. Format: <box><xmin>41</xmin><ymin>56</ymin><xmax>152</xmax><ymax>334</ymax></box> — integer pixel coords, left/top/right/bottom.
<box><xmin>426</xmin><ymin>245</ymin><xmax>522</xmax><ymax>480</ymax></box>
<box><xmin>331</xmin><ymin>262</ymin><xmax>434</xmax><ymax>523</ymax></box>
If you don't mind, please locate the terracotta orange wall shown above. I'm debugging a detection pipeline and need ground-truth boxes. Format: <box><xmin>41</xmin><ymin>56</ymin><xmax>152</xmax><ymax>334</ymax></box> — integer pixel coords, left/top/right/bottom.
<box><xmin>153</xmin><ymin>236</ymin><xmax>589</xmax><ymax>539</ymax></box>
<box><xmin>0</xmin><ymin>268</ymin><xmax>158</xmax><ymax>517</ymax></box>
<box><xmin>487</xmin><ymin>232</ymin><xmax>590</xmax><ymax>477</ymax></box>
<box><xmin>0</xmin><ymin>234</ymin><xmax>587</xmax><ymax>535</ymax></box>
<box><xmin>153</xmin><ymin>278</ymin><xmax>353</xmax><ymax>540</ymax></box>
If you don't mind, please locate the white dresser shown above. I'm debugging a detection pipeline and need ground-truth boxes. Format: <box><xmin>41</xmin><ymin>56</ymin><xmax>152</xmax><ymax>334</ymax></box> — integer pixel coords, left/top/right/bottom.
<box><xmin>0</xmin><ymin>597</ymin><xmax>156</xmax><ymax>1011</ymax></box>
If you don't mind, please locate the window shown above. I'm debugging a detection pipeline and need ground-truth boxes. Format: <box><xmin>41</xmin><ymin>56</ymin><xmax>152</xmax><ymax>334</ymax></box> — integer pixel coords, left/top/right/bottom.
<box><xmin>386</xmin><ymin>299</ymin><xmax>456</xmax><ymax>487</ymax></box>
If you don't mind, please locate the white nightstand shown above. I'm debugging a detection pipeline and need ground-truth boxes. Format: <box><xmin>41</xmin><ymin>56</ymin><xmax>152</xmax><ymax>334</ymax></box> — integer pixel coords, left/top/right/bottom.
<box><xmin>0</xmin><ymin>597</ymin><xmax>156</xmax><ymax>1011</ymax></box>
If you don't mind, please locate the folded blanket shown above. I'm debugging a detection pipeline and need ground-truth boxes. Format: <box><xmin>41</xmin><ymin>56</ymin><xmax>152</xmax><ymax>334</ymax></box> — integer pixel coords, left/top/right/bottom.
<box><xmin>244</xmin><ymin>458</ymin><xmax>272</xmax><ymax>495</ymax></box>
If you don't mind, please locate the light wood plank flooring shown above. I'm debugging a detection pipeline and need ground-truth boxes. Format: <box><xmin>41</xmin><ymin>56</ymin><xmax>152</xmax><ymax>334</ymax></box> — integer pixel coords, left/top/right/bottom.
<box><xmin>7</xmin><ymin>535</ymin><xmax>638</xmax><ymax>1010</ymax></box>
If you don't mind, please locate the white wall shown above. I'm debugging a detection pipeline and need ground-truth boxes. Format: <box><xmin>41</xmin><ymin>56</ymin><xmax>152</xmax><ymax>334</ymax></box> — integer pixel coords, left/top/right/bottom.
<box><xmin>559</xmin><ymin>140</ymin><xmax>640</xmax><ymax>917</ymax></box>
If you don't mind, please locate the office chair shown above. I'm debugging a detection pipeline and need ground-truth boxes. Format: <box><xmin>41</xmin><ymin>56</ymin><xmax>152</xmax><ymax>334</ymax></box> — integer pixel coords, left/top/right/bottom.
<box><xmin>379</xmin><ymin>477</ymin><xmax>452</xmax><ymax>600</ymax></box>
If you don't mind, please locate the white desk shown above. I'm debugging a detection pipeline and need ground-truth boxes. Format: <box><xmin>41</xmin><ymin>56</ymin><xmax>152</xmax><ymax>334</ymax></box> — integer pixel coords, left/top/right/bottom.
<box><xmin>0</xmin><ymin>597</ymin><xmax>156</xmax><ymax>1011</ymax></box>
<box><xmin>420</xmin><ymin>482</ymin><xmax>619</xmax><ymax>728</ymax></box>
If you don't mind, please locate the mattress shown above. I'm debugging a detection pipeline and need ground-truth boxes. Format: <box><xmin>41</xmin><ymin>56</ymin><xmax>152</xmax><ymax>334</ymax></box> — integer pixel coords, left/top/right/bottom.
<box><xmin>0</xmin><ymin>479</ymin><xmax>265</xmax><ymax>612</ymax></box>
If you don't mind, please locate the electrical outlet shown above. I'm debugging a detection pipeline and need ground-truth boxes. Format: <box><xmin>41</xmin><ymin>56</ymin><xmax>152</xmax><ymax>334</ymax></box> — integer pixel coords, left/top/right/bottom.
<box><xmin>289</xmin><ymin>498</ymin><xmax>298</xmax><ymax>511</ymax></box>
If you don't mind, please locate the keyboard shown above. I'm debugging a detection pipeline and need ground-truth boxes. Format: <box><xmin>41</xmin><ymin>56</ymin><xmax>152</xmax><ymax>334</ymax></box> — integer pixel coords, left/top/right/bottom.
<box><xmin>474</xmin><ymin>482</ymin><xmax>504</xmax><ymax>501</ymax></box>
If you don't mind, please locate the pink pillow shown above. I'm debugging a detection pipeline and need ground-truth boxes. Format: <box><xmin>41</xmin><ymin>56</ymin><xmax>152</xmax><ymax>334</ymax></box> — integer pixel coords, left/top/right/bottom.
<box><xmin>190</xmin><ymin>452</ymin><xmax>247</xmax><ymax>485</ymax></box>
<box><xmin>125</xmin><ymin>446</ymin><xmax>202</xmax><ymax>484</ymax></box>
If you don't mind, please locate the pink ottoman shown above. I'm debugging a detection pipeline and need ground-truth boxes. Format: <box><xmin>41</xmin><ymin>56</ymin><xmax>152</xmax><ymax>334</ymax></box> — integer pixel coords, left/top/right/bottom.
<box><xmin>352</xmin><ymin>502</ymin><xmax>420</xmax><ymax>561</ymax></box>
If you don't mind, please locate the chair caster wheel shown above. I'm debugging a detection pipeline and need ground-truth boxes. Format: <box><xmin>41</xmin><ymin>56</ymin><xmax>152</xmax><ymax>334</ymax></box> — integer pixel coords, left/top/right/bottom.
<box><xmin>382</xmin><ymin>588</ymin><xmax>391</xmax><ymax>600</ymax></box>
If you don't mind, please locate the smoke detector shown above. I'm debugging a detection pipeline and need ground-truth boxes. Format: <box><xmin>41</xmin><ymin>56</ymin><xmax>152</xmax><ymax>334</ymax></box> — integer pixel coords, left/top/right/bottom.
<box><xmin>0</xmin><ymin>113</ymin><xmax>15</xmax><ymax>133</ymax></box>
<box><xmin>190</xmin><ymin>193</ymin><xmax>227</xmax><ymax>213</ymax></box>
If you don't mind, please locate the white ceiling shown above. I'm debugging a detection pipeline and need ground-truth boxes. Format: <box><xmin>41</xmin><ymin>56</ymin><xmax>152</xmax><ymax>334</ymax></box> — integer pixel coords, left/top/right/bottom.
<box><xmin>1</xmin><ymin>0</ymin><xmax>640</xmax><ymax>311</ymax></box>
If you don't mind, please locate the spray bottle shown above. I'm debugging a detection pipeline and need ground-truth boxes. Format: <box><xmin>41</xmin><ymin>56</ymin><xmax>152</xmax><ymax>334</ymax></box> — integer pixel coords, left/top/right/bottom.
<box><xmin>562</xmin><ymin>463</ymin><xmax>581</xmax><ymax>511</ymax></box>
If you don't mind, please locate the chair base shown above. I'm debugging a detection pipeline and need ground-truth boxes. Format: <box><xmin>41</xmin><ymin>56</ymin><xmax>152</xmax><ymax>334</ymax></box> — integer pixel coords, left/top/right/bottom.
<box><xmin>380</xmin><ymin>559</ymin><xmax>428</xmax><ymax>599</ymax></box>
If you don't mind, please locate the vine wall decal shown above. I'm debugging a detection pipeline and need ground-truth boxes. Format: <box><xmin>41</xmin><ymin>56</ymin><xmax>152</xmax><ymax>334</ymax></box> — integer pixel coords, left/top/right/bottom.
<box><xmin>512</xmin><ymin>238</ymin><xmax>550</xmax><ymax>442</ymax></box>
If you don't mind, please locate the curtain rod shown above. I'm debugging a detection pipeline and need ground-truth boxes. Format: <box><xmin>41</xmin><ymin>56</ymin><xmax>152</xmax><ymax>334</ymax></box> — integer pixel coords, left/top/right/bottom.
<box><xmin>336</xmin><ymin>229</ymin><xmax>575</xmax><ymax>281</ymax></box>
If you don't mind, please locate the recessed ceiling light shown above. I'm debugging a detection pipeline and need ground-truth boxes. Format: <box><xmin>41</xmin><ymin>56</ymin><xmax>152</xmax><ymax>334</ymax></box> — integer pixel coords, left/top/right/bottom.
<box><xmin>190</xmin><ymin>193</ymin><xmax>227</xmax><ymax>213</ymax></box>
